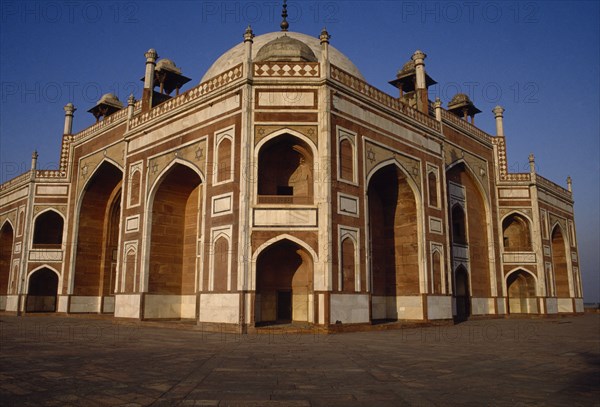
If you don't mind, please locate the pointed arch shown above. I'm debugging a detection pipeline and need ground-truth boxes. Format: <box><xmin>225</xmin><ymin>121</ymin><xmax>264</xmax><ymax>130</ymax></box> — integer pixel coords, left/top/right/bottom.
<box><xmin>26</xmin><ymin>266</ymin><xmax>60</xmax><ymax>312</ymax></box>
<box><xmin>32</xmin><ymin>209</ymin><xmax>64</xmax><ymax>246</ymax></box>
<box><xmin>123</xmin><ymin>244</ymin><xmax>137</xmax><ymax>293</ymax></box>
<box><xmin>340</xmin><ymin>235</ymin><xmax>357</xmax><ymax>292</ymax></box>
<box><xmin>252</xmin><ymin>234</ymin><xmax>319</xmax><ymax>267</ymax></box>
<box><xmin>71</xmin><ymin>160</ymin><xmax>123</xmax><ymax>303</ymax></box>
<box><xmin>446</xmin><ymin>159</ymin><xmax>489</xmax><ymax>199</ymax></box>
<box><xmin>338</xmin><ymin>135</ymin><xmax>356</xmax><ymax>182</ymax></box>
<box><xmin>77</xmin><ymin>158</ymin><xmax>123</xmax><ymax>201</ymax></box>
<box><xmin>502</xmin><ymin>211</ymin><xmax>533</xmax><ymax>252</ymax></box>
<box><xmin>215</xmin><ymin>134</ymin><xmax>233</xmax><ymax>184</ymax></box>
<box><xmin>26</xmin><ymin>264</ymin><xmax>61</xmax><ymax>286</ymax></box>
<box><xmin>142</xmin><ymin>158</ymin><xmax>205</xmax><ymax>294</ymax></box>
<box><xmin>428</xmin><ymin>170</ymin><xmax>439</xmax><ymax>207</ymax></box>
<box><xmin>128</xmin><ymin>167</ymin><xmax>142</xmax><ymax>207</ymax></box>
<box><xmin>255</xmin><ymin>128</ymin><xmax>318</xmax><ymax>159</ymax></box>
<box><xmin>143</xmin><ymin>160</ymin><xmax>203</xmax><ymax>300</ymax></box>
<box><xmin>255</xmin><ymin>129</ymin><xmax>317</xmax><ymax>205</ymax></box>
<box><xmin>0</xmin><ymin>220</ymin><xmax>15</xmax><ymax>297</ymax></box>
<box><xmin>505</xmin><ymin>267</ymin><xmax>538</xmax><ymax>292</ymax></box>
<box><xmin>367</xmin><ymin>160</ymin><xmax>424</xmax><ymax>320</ymax></box>
<box><xmin>254</xmin><ymin>237</ymin><xmax>315</xmax><ymax>325</ymax></box>
<box><xmin>446</xmin><ymin>160</ymin><xmax>496</xmax><ymax>298</ymax></box>
<box><xmin>147</xmin><ymin>158</ymin><xmax>205</xmax><ymax>200</ymax></box>
<box><xmin>211</xmin><ymin>234</ymin><xmax>231</xmax><ymax>292</ymax></box>
<box><xmin>551</xmin><ymin>223</ymin><xmax>571</xmax><ymax>298</ymax></box>
<box><xmin>0</xmin><ymin>218</ymin><xmax>15</xmax><ymax>231</ymax></box>
<box><xmin>505</xmin><ymin>267</ymin><xmax>538</xmax><ymax>314</ymax></box>
<box><xmin>431</xmin><ymin>247</ymin><xmax>443</xmax><ymax>294</ymax></box>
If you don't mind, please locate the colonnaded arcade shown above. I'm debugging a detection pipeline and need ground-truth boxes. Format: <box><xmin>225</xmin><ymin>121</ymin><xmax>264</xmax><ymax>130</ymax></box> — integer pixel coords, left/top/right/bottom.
<box><xmin>0</xmin><ymin>11</ymin><xmax>583</xmax><ymax>331</ymax></box>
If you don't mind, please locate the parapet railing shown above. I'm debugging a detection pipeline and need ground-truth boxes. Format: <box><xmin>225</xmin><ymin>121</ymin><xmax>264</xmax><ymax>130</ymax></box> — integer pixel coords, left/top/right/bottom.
<box><xmin>330</xmin><ymin>65</ymin><xmax>441</xmax><ymax>132</ymax></box>
<box><xmin>129</xmin><ymin>64</ymin><xmax>244</xmax><ymax>130</ymax></box>
<box><xmin>439</xmin><ymin>108</ymin><xmax>493</xmax><ymax>145</ymax></box>
<box><xmin>0</xmin><ymin>171</ymin><xmax>32</xmax><ymax>191</ymax></box>
<box><xmin>536</xmin><ymin>174</ymin><xmax>571</xmax><ymax>197</ymax></box>
<box><xmin>72</xmin><ymin>104</ymin><xmax>131</xmax><ymax>142</ymax></box>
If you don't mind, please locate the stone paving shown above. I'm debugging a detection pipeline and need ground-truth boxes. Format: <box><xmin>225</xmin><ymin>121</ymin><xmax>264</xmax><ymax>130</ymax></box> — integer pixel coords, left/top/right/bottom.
<box><xmin>0</xmin><ymin>314</ymin><xmax>599</xmax><ymax>406</ymax></box>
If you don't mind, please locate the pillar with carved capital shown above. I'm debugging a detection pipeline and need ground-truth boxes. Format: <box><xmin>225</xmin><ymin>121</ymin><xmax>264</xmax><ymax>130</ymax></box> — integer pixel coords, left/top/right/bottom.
<box><xmin>493</xmin><ymin>105</ymin><xmax>505</xmax><ymax>137</ymax></box>
<box><xmin>529</xmin><ymin>153</ymin><xmax>536</xmax><ymax>173</ymax></box>
<box><xmin>412</xmin><ymin>50</ymin><xmax>429</xmax><ymax>114</ymax></box>
<box><xmin>244</xmin><ymin>26</ymin><xmax>254</xmax><ymax>79</ymax></box>
<box><xmin>142</xmin><ymin>48</ymin><xmax>158</xmax><ymax>112</ymax></box>
<box><xmin>31</xmin><ymin>151</ymin><xmax>38</xmax><ymax>171</ymax></box>
<box><xmin>127</xmin><ymin>94</ymin><xmax>136</xmax><ymax>120</ymax></box>
<box><xmin>63</xmin><ymin>103</ymin><xmax>76</xmax><ymax>135</ymax></box>
<box><xmin>434</xmin><ymin>97</ymin><xmax>442</xmax><ymax>121</ymax></box>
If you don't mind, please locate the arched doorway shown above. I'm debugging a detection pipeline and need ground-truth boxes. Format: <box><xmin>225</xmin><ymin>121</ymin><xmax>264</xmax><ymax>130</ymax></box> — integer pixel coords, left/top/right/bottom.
<box><xmin>26</xmin><ymin>268</ymin><xmax>59</xmax><ymax>312</ymax></box>
<box><xmin>551</xmin><ymin>226</ymin><xmax>570</xmax><ymax>298</ymax></box>
<box><xmin>507</xmin><ymin>269</ymin><xmax>537</xmax><ymax>314</ymax></box>
<box><xmin>502</xmin><ymin>213</ymin><xmax>532</xmax><ymax>251</ymax></box>
<box><xmin>32</xmin><ymin>210</ymin><xmax>64</xmax><ymax>247</ymax></box>
<box><xmin>0</xmin><ymin>221</ymin><xmax>14</xmax><ymax>301</ymax></box>
<box><xmin>257</xmin><ymin>134</ymin><xmax>314</xmax><ymax>204</ymax></box>
<box><xmin>255</xmin><ymin>239</ymin><xmax>314</xmax><ymax>325</ymax></box>
<box><xmin>146</xmin><ymin>163</ymin><xmax>202</xmax><ymax>319</ymax></box>
<box><xmin>368</xmin><ymin>163</ymin><xmax>419</xmax><ymax>320</ymax></box>
<box><xmin>454</xmin><ymin>266</ymin><xmax>470</xmax><ymax>321</ymax></box>
<box><xmin>74</xmin><ymin>161</ymin><xmax>122</xmax><ymax>312</ymax></box>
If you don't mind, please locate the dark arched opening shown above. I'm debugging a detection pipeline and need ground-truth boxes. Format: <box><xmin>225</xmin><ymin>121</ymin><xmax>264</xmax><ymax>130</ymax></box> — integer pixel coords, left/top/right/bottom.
<box><xmin>255</xmin><ymin>239</ymin><xmax>313</xmax><ymax>325</ymax></box>
<box><xmin>33</xmin><ymin>211</ymin><xmax>64</xmax><ymax>246</ymax></box>
<box><xmin>257</xmin><ymin>134</ymin><xmax>313</xmax><ymax>204</ymax></box>
<box><xmin>26</xmin><ymin>268</ymin><xmax>58</xmax><ymax>312</ymax></box>
<box><xmin>454</xmin><ymin>266</ymin><xmax>470</xmax><ymax>322</ymax></box>
<box><xmin>368</xmin><ymin>164</ymin><xmax>419</xmax><ymax>321</ymax></box>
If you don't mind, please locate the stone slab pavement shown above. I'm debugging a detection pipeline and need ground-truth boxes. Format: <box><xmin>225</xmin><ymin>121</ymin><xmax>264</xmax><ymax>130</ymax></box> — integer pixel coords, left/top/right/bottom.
<box><xmin>1</xmin><ymin>314</ymin><xmax>599</xmax><ymax>406</ymax></box>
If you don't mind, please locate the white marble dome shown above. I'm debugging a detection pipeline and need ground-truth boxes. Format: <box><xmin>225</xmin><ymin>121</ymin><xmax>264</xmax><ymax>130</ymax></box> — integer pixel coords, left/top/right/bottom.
<box><xmin>201</xmin><ymin>31</ymin><xmax>364</xmax><ymax>82</ymax></box>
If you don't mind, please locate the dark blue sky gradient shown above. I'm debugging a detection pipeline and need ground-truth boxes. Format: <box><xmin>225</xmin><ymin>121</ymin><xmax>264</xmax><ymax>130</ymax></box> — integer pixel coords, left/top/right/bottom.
<box><xmin>1</xmin><ymin>0</ymin><xmax>598</xmax><ymax>301</ymax></box>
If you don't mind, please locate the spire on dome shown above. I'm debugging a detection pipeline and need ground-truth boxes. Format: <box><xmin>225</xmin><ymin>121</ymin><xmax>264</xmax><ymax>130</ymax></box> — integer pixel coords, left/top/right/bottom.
<box><xmin>280</xmin><ymin>0</ymin><xmax>289</xmax><ymax>31</ymax></box>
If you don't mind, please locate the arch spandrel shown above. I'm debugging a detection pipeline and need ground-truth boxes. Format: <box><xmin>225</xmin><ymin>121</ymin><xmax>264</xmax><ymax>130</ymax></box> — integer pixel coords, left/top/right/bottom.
<box><xmin>147</xmin><ymin>140</ymin><xmax>206</xmax><ymax>191</ymax></box>
<box><xmin>77</xmin><ymin>143</ymin><xmax>125</xmax><ymax>196</ymax></box>
<box><xmin>251</xmin><ymin>232</ymin><xmax>319</xmax><ymax>262</ymax></box>
<box><xmin>255</xmin><ymin>125</ymin><xmax>318</xmax><ymax>147</ymax></box>
<box><xmin>548</xmin><ymin>215</ymin><xmax>567</xmax><ymax>238</ymax></box>
<box><xmin>34</xmin><ymin>205</ymin><xmax>67</xmax><ymax>216</ymax></box>
<box><xmin>445</xmin><ymin>145</ymin><xmax>490</xmax><ymax>198</ymax></box>
<box><xmin>365</xmin><ymin>141</ymin><xmax>421</xmax><ymax>190</ymax></box>
<box><xmin>499</xmin><ymin>208</ymin><xmax>532</xmax><ymax>220</ymax></box>
<box><xmin>0</xmin><ymin>211</ymin><xmax>17</xmax><ymax>231</ymax></box>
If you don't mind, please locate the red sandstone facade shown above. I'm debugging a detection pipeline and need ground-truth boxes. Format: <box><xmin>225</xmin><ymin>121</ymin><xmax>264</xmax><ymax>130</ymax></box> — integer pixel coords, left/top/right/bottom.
<box><xmin>0</xmin><ymin>26</ymin><xmax>583</xmax><ymax>331</ymax></box>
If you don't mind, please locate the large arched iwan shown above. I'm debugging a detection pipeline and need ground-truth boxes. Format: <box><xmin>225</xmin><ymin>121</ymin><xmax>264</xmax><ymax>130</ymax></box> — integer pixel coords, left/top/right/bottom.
<box><xmin>446</xmin><ymin>163</ymin><xmax>491</xmax><ymax>298</ymax></box>
<box><xmin>73</xmin><ymin>161</ymin><xmax>122</xmax><ymax>300</ymax></box>
<box><xmin>148</xmin><ymin>163</ymin><xmax>202</xmax><ymax>296</ymax></box>
<box><xmin>368</xmin><ymin>163</ymin><xmax>419</xmax><ymax>320</ymax></box>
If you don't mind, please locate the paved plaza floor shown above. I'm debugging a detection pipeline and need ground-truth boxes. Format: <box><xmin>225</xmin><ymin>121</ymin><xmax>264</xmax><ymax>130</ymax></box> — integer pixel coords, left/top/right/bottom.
<box><xmin>1</xmin><ymin>313</ymin><xmax>599</xmax><ymax>406</ymax></box>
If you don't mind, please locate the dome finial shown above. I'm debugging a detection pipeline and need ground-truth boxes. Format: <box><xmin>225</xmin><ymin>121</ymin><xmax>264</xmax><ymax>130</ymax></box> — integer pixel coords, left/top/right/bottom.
<box><xmin>244</xmin><ymin>25</ymin><xmax>255</xmax><ymax>42</ymax></box>
<box><xmin>280</xmin><ymin>0</ymin><xmax>289</xmax><ymax>31</ymax></box>
<box><xmin>320</xmin><ymin>27</ymin><xmax>331</xmax><ymax>44</ymax></box>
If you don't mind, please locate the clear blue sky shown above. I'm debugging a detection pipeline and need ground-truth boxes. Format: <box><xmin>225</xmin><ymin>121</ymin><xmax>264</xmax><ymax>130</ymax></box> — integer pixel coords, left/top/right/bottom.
<box><xmin>1</xmin><ymin>0</ymin><xmax>598</xmax><ymax>302</ymax></box>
